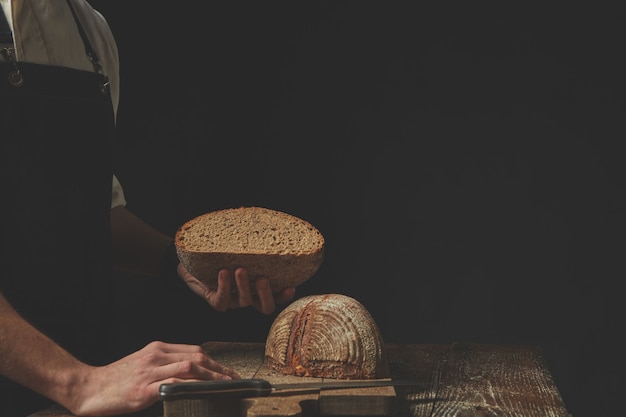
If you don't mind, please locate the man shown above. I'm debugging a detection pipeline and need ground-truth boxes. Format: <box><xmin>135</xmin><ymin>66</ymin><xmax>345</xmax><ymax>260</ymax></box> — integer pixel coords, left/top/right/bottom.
<box><xmin>0</xmin><ymin>1</ymin><xmax>295</xmax><ymax>415</ymax></box>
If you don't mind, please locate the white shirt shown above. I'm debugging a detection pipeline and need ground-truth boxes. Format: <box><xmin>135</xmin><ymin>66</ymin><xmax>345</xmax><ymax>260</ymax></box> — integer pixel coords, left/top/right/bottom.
<box><xmin>1</xmin><ymin>0</ymin><xmax>126</xmax><ymax>208</ymax></box>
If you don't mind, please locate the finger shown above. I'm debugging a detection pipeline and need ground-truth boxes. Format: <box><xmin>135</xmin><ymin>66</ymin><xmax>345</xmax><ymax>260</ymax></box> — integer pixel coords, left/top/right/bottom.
<box><xmin>151</xmin><ymin>362</ymin><xmax>236</xmax><ymax>386</ymax></box>
<box><xmin>150</xmin><ymin>342</ymin><xmax>242</xmax><ymax>372</ymax></box>
<box><xmin>198</xmin><ymin>355</ymin><xmax>241</xmax><ymax>379</ymax></box>
<box><xmin>210</xmin><ymin>269</ymin><xmax>233</xmax><ymax>311</ymax></box>
<box><xmin>234</xmin><ymin>268</ymin><xmax>253</xmax><ymax>307</ymax></box>
<box><xmin>274</xmin><ymin>287</ymin><xmax>296</xmax><ymax>305</ymax></box>
<box><xmin>140</xmin><ymin>342</ymin><xmax>213</xmax><ymax>365</ymax></box>
<box><xmin>153</xmin><ymin>352</ymin><xmax>241</xmax><ymax>380</ymax></box>
<box><xmin>255</xmin><ymin>278</ymin><xmax>276</xmax><ymax>315</ymax></box>
<box><xmin>149</xmin><ymin>341</ymin><xmax>207</xmax><ymax>355</ymax></box>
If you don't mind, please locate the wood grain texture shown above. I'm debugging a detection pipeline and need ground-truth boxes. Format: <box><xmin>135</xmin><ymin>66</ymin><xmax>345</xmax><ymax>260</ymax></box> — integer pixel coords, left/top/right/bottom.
<box><xmin>385</xmin><ymin>344</ymin><xmax>449</xmax><ymax>417</ymax></box>
<box><xmin>430</xmin><ymin>343</ymin><xmax>571</xmax><ymax>417</ymax></box>
<box><xmin>28</xmin><ymin>342</ymin><xmax>571</xmax><ymax>417</ymax></box>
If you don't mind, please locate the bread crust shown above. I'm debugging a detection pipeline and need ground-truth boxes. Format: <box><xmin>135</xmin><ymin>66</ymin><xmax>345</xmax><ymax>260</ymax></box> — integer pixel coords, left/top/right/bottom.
<box><xmin>175</xmin><ymin>207</ymin><xmax>324</xmax><ymax>295</ymax></box>
<box><xmin>265</xmin><ymin>294</ymin><xmax>390</xmax><ymax>379</ymax></box>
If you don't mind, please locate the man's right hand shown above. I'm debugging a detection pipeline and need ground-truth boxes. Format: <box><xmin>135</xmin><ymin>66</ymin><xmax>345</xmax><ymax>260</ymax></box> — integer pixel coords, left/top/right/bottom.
<box><xmin>67</xmin><ymin>341</ymin><xmax>240</xmax><ymax>416</ymax></box>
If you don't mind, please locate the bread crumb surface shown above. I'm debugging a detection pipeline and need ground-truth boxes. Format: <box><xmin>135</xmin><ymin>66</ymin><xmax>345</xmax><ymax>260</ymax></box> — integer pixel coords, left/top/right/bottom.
<box><xmin>177</xmin><ymin>207</ymin><xmax>324</xmax><ymax>255</ymax></box>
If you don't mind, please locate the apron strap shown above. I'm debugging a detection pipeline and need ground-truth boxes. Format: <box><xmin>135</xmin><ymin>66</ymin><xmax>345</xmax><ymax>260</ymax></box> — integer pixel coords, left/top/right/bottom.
<box><xmin>1</xmin><ymin>5</ymin><xmax>22</xmax><ymax>87</ymax></box>
<box><xmin>0</xmin><ymin>6</ymin><xmax>13</xmax><ymax>46</ymax></box>
<box><xmin>65</xmin><ymin>0</ymin><xmax>110</xmax><ymax>94</ymax></box>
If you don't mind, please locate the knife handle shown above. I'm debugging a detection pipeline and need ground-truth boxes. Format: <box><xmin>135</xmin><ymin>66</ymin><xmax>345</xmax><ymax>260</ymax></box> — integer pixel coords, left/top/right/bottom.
<box><xmin>159</xmin><ymin>379</ymin><xmax>273</xmax><ymax>400</ymax></box>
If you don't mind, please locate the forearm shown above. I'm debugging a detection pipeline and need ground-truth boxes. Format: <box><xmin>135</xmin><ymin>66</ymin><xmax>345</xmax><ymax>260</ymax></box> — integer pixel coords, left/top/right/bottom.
<box><xmin>0</xmin><ymin>293</ymin><xmax>94</xmax><ymax>410</ymax></box>
<box><xmin>110</xmin><ymin>206</ymin><xmax>173</xmax><ymax>277</ymax></box>
<box><xmin>1</xmin><ymin>293</ymin><xmax>240</xmax><ymax>416</ymax></box>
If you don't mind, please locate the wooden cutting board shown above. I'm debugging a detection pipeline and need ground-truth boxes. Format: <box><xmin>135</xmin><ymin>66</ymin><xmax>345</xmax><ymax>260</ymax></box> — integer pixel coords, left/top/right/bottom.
<box><xmin>162</xmin><ymin>341</ymin><xmax>397</xmax><ymax>417</ymax></box>
<box><xmin>29</xmin><ymin>342</ymin><xmax>571</xmax><ymax>417</ymax></box>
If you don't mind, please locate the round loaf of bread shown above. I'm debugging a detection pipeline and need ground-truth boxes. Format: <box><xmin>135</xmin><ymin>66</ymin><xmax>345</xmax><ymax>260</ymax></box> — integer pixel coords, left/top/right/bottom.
<box><xmin>174</xmin><ymin>207</ymin><xmax>324</xmax><ymax>296</ymax></box>
<box><xmin>265</xmin><ymin>294</ymin><xmax>389</xmax><ymax>379</ymax></box>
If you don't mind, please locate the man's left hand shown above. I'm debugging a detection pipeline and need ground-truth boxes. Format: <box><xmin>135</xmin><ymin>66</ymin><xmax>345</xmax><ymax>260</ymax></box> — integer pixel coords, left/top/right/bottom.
<box><xmin>178</xmin><ymin>265</ymin><xmax>296</xmax><ymax>314</ymax></box>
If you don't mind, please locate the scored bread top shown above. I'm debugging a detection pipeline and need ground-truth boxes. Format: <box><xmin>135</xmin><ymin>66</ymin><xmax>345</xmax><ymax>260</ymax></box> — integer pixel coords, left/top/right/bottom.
<box><xmin>265</xmin><ymin>294</ymin><xmax>389</xmax><ymax>379</ymax></box>
<box><xmin>175</xmin><ymin>207</ymin><xmax>324</xmax><ymax>255</ymax></box>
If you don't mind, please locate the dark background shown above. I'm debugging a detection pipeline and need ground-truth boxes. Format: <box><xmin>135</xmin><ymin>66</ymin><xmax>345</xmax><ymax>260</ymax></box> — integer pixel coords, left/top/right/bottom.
<box><xmin>88</xmin><ymin>2</ymin><xmax>624</xmax><ymax>416</ymax></box>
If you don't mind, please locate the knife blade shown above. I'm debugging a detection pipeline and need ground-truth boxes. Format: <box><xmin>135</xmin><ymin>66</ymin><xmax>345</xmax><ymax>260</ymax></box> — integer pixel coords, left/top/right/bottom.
<box><xmin>159</xmin><ymin>378</ymin><xmax>419</xmax><ymax>400</ymax></box>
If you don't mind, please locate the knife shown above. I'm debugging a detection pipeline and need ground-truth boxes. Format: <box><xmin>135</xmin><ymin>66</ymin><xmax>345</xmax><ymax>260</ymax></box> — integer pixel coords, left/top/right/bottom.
<box><xmin>159</xmin><ymin>378</ymin><xmax>420</xmax><ymax>400</ymax></box>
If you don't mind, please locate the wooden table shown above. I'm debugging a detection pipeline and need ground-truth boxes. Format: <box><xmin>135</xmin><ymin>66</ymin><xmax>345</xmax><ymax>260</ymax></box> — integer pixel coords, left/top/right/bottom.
<box><xmin>30</xmin><ymin>342</ymin><xmax>571</xmax><ymax>417</ymax></box>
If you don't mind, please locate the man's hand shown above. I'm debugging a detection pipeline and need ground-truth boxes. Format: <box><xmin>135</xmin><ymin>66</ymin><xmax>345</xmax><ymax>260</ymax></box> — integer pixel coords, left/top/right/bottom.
<box><xmin>178</xmin><ymin>265</ymin><xmax>296</xmax><ymax>315</ymax></box>
<box><xmin>67</xmin><ymin>341</ymin><xmax>240</xmax><ymax>416</ymax></box>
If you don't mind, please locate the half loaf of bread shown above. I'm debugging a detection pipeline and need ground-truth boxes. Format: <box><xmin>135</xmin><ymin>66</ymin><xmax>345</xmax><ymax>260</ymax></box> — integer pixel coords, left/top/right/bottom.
<box><xmin>265</xmin><ymin>294</ymin><xmax>390</xmax><ymax>379</ymax></box>
<box><xmin>174</xmin><ymin>207</ymin><xmax>324</xmax><ymax>296</ymax></box>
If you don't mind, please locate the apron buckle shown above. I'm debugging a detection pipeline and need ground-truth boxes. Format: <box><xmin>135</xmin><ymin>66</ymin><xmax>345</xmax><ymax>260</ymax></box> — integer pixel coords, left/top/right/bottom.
<box><xmin>100</xmin><ymin>76</ymin><xmax>110</xmax><ymax>95</ymax></box>
<box><xmin>9</xmin><ymin>69</ymin><xmax>24</xmax><ymax>87</ymax></box>
<box><xmin>2</xmin><ymin>47</ymin><xmax>24</xmax><ymax>87</ymax></box>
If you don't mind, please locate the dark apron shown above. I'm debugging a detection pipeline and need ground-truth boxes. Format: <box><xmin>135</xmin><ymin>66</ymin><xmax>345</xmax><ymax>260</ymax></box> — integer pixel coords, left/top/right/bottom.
<box><xmin>0</xmin><ymin>3</ymin><xmax>115</xmax><ymax>415</ymax></box>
